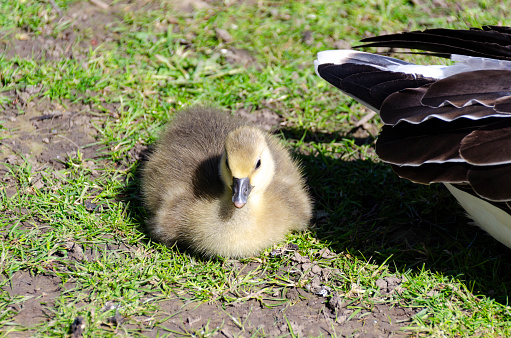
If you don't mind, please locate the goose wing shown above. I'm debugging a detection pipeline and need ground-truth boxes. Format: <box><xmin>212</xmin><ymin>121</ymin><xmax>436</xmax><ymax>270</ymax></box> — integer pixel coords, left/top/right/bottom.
<box><xmin>315</xmin><ymin>26</ymin><xmax>511</xmax><ymax>247</ymax></box>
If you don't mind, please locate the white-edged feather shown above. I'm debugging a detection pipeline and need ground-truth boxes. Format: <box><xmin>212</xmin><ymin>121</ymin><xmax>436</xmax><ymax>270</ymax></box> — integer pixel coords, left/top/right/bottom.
<box><xmin>445</xmin><ymin>183</ymin><xmax>511</xmax><ymax>248</ymax></box>
<box><xmin>315</xmin><ymin>50</ymin><xmax>511</xmax><ymax>81</ymax></box>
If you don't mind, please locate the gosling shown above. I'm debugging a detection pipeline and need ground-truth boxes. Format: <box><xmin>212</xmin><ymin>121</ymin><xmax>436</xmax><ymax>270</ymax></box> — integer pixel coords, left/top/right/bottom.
<box><xmin>141</xmin><ymin>106</ymin><xmax>312</xmax><ymax>258</ymax></box>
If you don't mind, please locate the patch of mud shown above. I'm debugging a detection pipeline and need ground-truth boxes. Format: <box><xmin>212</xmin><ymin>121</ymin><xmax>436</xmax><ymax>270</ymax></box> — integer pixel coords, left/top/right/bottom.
<box><xmin>2</xmin><ymin>270</ymin><xmax>75</xmax><ymax>327</ymax></box>
<box><xmin>3</xmin><ymin>4</ymin><xmax>110</xmax><ymax>60</ymax></box>
<box><xmin>66</xmin><ymin>241</ymin><xmax>135</xmax><ymax>263</ymax></box>
<box><xmin>2</xmin><ymin>0</ymin><xmax>232</xmax><ymax>61</ymax></box>
<box><xmin>126</xmin><ymin>248</ymin><xmax>419</xmax><ymax>337</ymax></box>
<box><xmin>236</xmin><ymin>107</ymin><xmax>282</xmax><ymax>131</ymax></box>
<box><xmin>2</xmin><ymin>0</ymin><xmax>140</xmax><ymax>60</ymax></box>
<box><xmin>0</xmin><ymin>238</ymin><xmax>420</xmax><ymax>336</ymax></box>
<box><xmin>0</xmin><ymin>87</ymin><xmax>107</xmax><ymax>170</ymax></box>
<box><xmin>222</xmin><ymin>48</ymin><xmax>261</xmax><ymax>70</ymax></box>
<box><xmin>130</xmin><ymin>292</ymin><xmax>418</xmax><ymax>337</ymax></box>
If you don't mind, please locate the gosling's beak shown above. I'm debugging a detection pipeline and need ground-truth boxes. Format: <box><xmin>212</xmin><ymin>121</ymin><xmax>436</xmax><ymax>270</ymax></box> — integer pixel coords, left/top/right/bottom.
<box><xmin>231</xmin><ymin>177</ymin><xmax>253</xmax><ymax>208</ymax></box>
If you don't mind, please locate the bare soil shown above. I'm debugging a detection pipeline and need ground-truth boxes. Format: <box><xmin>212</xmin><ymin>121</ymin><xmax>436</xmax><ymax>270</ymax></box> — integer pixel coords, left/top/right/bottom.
<box><xmin>2</xmin><ymin>245</ymin><xmax>419</xmax><ymax>337</ymax></box>
<box><xmin>0</xmin><ymin>1</ymin><xmax>420</xmax><ymax>336</ymax></box>
<box><xmin>2</xmin><ymin>271</ymin><xmax>75</xmax><ymax>327</ymax></box>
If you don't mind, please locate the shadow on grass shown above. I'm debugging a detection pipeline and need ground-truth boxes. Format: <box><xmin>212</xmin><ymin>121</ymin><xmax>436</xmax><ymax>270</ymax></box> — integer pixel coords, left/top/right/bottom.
<box><xmin>119</xmin><ymin>127</ymin><xmax>511</xmax><ymax>305</ymax></box>
<box><xmin>294</xmin><ymin>128</ymin><xmax>511</xmax><ymax>305</ymax></box>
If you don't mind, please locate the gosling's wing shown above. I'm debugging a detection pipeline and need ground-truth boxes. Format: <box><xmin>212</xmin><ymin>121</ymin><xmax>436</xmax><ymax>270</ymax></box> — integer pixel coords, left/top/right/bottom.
<box><xmin>315</xmin><ymin>26</ymin><xmax>511</xmax><ymax>247</ymax></box>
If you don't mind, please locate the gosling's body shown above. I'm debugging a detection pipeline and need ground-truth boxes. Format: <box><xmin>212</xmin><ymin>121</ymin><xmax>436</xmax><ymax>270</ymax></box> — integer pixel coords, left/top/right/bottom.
<box><xmin>142</xmin><ymin>107</ymin><xmax>312</xmax><ymax>258</ymax></box>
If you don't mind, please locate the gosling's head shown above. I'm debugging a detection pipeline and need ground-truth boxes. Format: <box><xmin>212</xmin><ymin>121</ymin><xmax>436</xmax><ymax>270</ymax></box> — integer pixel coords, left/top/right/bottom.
<box><xmin>220</xmin><ymin>127</ymin><xmax>276</xmax><ymax>208</ymax></box>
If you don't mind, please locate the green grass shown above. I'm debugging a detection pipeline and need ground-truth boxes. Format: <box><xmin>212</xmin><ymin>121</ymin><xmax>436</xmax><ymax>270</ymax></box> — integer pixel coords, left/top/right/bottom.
<box><xmin>2</xmin><ymin>0</ymin><xmax>511</xmax><ymax>336</ymax></box>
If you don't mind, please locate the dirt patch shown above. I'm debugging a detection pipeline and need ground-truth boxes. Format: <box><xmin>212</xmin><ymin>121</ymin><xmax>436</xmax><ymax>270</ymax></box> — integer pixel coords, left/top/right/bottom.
<box><xmin>1</xmin><ymin>0</ymin><xmax>226</xmax><ymax>61</ymax></box>
<box><xmin>64</xmin><ymin>240</ymin><xmax>135</xmax><ymax>264</ymax></box>
<box><xmin>2</xmin><ymin>0</ymin><xmax>128</xmax><ymax>61</ymax></box>
<box><xmin>236</xmin><ymin>107</ymin><xmax>282</xmax><ymax>131</ymax></box>
<box><xmin>0</xmin><ymin>87</ymin><xmax>109</xmax><ymax>172</ymax></box>
<box><xmin>223</xmin><ymin>48</ymin><xmax>262</xmax><ymax>70</ymax></box>
<box><xmin>123</xmin><ymin>248</ymin><xmax>419</xmax><ymax>336</ymax></box>
<box><xmin>2</xmin><ymin>270</ymin><xmax>74</xmax><ymax>327</ymax></box>
<box><xmin>1</xmin><ymin>234</ymin><xmax>419</xmax><ymax>336</ymax></box>
<box><xmin>137</xmin><ymin>294</ymin><xmax>418</xmax><ymax>337</ymax></box>
<box><xmin>0</xmin><ymin>87</ymin><xmax>109</xmax><ymax>207</ymax></box>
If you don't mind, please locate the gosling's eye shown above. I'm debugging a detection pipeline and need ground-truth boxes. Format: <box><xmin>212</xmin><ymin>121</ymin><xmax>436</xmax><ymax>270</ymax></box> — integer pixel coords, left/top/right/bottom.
<box><xmin>225</xmin><ymin>156</ymin><xmax>230</xmax><ymax>171</ymax></box>
<box><xmin>255</xmin><ymin>158</ymin><xmax>261</xmax><ymax>170</ymax></box>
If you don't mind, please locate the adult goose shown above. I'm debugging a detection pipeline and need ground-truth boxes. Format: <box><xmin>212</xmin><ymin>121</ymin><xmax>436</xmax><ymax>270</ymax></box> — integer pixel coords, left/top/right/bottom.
<box><xmin>142</xmin><ymin>106</ymin><xmax>312</xmax><ymax>258</ymax></box>
<box><xmin>314</xmin><ymin>26</ymin><xmax>511</xmax><ymax>248</ymax></box>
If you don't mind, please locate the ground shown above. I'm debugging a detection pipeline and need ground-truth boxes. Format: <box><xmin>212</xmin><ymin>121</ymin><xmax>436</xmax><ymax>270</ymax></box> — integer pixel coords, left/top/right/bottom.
<box><xmin>0</xmin><ymin>77</ymin><xmax>418</xmax><ymax>337</ymax></box>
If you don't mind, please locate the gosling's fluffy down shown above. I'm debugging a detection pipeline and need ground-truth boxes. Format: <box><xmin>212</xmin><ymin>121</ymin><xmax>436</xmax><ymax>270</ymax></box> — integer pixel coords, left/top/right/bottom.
<box><xmin>141</xmin><ymin>107</ymin><xmax>312</xmax><ymax>258</ymax></box>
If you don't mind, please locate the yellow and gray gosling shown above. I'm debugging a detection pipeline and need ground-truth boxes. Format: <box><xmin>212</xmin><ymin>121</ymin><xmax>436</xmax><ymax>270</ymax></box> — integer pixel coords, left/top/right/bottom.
<box><xmin>141</xmin><ymin>106</ymin><xmax>312</xmax><ymax>258</ymax></box>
